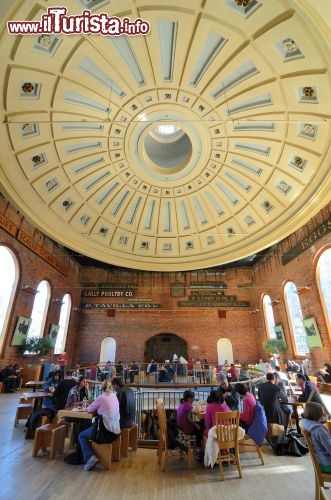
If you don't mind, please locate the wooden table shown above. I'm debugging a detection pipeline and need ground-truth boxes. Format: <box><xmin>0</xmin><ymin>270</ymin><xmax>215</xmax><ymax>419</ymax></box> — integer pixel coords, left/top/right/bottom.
<box><xmin>57</xmin><ymin>408</ymin><xmax>92</xmax><ymax>421</ymax></box>
<box><xmin>281</xmin><ymin>397</ymin><xmax>305</xmax><ymax>433</ymax></box>
<box><xmin>21</xmin><ymin>391</ymin><xmax>46</xmax><ymax>411</ymax></box>
<box><xmin>25</xmin><ymin>381</ymin><xmax>44</xmax><ymax>392</ymax></box>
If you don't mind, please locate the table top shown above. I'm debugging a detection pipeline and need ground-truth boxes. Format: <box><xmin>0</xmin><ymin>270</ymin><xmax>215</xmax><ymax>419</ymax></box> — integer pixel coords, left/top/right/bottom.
<box><xmin>21</xmin><ymin>391</ymin><xmax>46</xmax><ymax>399</ymax></box>
<box><xmin>25</xmin><ymin>381</ymin><xmax>44</xmax><ymax>387</ymax></box>
<box><xmin>279</xmin><ymin>397</ymin><xmax>305</xmax><ymax>408</ymax></box>
<box><xmin>57</xmin><ymin>408</ymin><xmax>92</xmax><ymax>420</ymax></box>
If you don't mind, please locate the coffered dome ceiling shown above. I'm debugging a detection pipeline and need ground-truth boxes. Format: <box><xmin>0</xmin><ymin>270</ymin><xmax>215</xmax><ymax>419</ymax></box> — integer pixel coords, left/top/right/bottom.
<box><xmin>0</xmin><ymin>0</ymin><xmax>331</xmax><ymax>271</ymax></box>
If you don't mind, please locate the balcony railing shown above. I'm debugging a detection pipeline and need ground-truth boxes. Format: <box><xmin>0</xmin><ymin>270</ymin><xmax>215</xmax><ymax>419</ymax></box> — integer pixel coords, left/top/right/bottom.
<box><xmin>71</xmin><ymin>363</ymin><xmax>266</xmax><ymax>443</ymax></box>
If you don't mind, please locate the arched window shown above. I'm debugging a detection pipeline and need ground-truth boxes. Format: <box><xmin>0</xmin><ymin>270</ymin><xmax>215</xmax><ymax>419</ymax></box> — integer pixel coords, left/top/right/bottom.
<box><xmin>316</xmin><ymin>248</ymin><xmax>331</xmax><ymax>334</ymax></box>
<box><xmin>263</xmin><ymin>294</ymin><xmax>276</xmax><ymax>338</ymax></box>
<box><xmin>54</xmin><ymin>294</ymin><xmax>71</xmax><ymax>354</ymax></box>
<box><xmin>0</xmin><ymin>246</ymin><xmax>19</xmax><ymax>354</ymax></box>
<box><xmin>28</xmin><ymin>280</ymin><xmax>51</xmax><ymax>338</ymax></box>
<box><xmin>284</xmin><ymin>281</ymin><xmax>309</xmax><ymax>356</ymax></box>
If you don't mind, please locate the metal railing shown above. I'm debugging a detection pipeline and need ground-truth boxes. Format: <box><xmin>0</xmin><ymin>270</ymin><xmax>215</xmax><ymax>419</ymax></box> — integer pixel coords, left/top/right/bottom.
<box><xmin>74</xmin><ymin>364</ymin><xmax>266</xmax><ymax>443</ymax></box>
<box><xmin>74</xmin><ymin>362</ymin><xmax>264</xmax><ymax>388</ymax></box>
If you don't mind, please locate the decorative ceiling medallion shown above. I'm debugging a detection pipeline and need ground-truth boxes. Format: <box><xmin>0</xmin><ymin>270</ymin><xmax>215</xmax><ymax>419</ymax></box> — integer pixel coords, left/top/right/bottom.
<box><xmin>20</xmin><ymin>82</ymin><xmax>41</xmax><ymax>98</ymax></box>
<box><xmin>33</xmin><ymin>34</ymin><xmax>62</xmax><ymax>56</ymax></box>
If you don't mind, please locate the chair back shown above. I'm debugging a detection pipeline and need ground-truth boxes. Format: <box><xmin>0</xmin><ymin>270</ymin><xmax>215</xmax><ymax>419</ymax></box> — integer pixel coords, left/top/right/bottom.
<box><xmin>156</xmin><ymin>402</ymin><xmax>168</xmax><ymax>449</ymax></box>
<box><xmin>302</xmin><ymin>428</ymin><xmax>331</xmax><ymax>491</ymax></box>
<box><xmin>215</xmin><ymin>410</ymin><xmax>240</xmax><ymax>449</ymax></box>
<box><xmin>320</xmin><ymin>487</ymin><xmax>329</xmax><ymax>500</ymax></box>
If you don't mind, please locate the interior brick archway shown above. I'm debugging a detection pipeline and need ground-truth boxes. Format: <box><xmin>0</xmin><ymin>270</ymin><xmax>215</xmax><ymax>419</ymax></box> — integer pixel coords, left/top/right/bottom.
<box><xmin>145</xmin><ymin>333</ymin><xmax>187</xmax><ymax>363</ymax></box>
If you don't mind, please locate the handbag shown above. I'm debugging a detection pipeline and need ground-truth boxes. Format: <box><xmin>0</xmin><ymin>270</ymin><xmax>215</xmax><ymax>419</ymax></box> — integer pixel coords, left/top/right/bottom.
<box><xmin>90</xmin><ymin>414</ymin><xmax>120</xmax><ymax>444</ymax></box>
<box><xmin>270</xmin><ymin>432</ymin><xmax>308</xmax><ymax>457</ymax></box>
<box><xmin>270</xmin><ymin>435</ymin><xmax>290</xmax><ymax>456</ymax></box>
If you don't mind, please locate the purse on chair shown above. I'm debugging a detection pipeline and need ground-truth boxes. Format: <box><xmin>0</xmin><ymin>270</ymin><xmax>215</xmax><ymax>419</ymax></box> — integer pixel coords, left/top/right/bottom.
<box><xmin>90</xmin><ymin>414</ymin><xmax>120</xmax><ymax>444</ymax></box>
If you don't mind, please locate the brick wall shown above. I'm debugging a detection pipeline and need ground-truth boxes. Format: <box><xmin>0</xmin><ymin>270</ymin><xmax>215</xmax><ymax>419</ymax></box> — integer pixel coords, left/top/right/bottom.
<box><xmin>1</xmin><ymin>192</ymin><xmax>331</xmax><ymax>372</ymax></box>
<box><xmin>0</xmin><ymin>195</ymin><xmax>81</xmax><ymax>366</ymax></box>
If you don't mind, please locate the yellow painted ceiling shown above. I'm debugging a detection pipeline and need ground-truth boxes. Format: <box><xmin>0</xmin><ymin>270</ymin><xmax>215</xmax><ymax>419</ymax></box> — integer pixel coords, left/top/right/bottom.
<box><xmin>0</xmin><ymin>0</ymin><xmax>331</xmax><ymax>271</ymax></box>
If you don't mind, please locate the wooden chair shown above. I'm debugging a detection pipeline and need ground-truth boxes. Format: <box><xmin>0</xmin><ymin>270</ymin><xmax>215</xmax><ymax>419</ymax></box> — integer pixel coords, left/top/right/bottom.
<box><xmin>302</xmin><ymin>429</ymin><xmax>331</xmax><ymax>500</ymax></box>
<box><xmin>32</xmin><ymin>423</ymin><xmax>67</xmax><ymax>459</ymax></box>
<box><xmin>14</xmin><ymin>397</ymin><xmax>34</xmax><ymax>427</ymax></box>
<box><xmin>238</xmin><ymin>433</ymin><xmax>264</xmax><ymax>465</ymax></box>
<box><xmin>156</xmin><ymin>402</ymin><xmax>193</xmax><ymax>471</ymax></box>
<box><xmin>215</xmin><ymin>410</ymin><xmax>243</xmax><ymax>481</ymax></box>
<box><xmin>58</xmin><ymin>419</ymin><xmax>77</xmax><ymax>449</ymax></box>
<box><xmin>120</xmin><ymin>423</ymin><xmax>138</xmax><ymax>457</ymax></box>
<box><xmin>91</xmin><ymin>438</ymin><xmax>121</xmax><ymax>470</ymax></box>
<box><xmin>320</xmin><ymin>487</ymin><xmax>329</xmax><ymax>500</ymax></box>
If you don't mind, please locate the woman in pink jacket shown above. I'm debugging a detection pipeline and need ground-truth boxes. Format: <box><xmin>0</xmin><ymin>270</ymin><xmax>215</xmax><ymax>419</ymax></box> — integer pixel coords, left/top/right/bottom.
<box><xmin>78</xmin><ymin>379</ymin><xmax>120</xmax><ymax>470</ymax></box>
<box><xmin>203</xmin><ymin>390</ymin><xmax>231</xmax><ymax>437</ymax></box>
<box><xmin>236</xmin><ymin>383</ymin><xmax>256</xmax><ymax>431</ymax></box>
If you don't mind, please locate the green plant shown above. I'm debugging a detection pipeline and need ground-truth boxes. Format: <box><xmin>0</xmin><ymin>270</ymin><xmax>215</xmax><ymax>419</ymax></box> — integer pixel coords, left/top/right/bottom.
<box><xmin>18</xmin><ymin>336</ymin><xmax>52</xmax><ymax>356</ymax></box>
<box><xmin>262</xmin><ymin>338</ymin><xmax>287</xmax><ymax>355</ymax></box>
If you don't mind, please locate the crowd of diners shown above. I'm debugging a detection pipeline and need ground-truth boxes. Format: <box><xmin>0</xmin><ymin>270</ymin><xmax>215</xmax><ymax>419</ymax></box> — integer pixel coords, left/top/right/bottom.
<box><xmin>2</xmin><ymin>354</ymin><xmax>331</xmax><ymax>472</ymax></box>
<box><xmin>175</xmin><ymin>366</ymin><xmax>331</xmax><ymax>471</ymax></box>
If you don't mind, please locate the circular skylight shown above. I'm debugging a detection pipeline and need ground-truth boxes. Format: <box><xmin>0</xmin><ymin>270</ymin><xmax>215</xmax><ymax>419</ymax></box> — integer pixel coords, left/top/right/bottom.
<box><xmin>144</xmin><ymin>125</ymin><xmax>191</xmax><ymax>168</ymax></box>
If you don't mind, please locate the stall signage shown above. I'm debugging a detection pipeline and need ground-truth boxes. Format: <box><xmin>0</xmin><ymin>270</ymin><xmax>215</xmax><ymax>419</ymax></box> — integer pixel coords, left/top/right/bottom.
<box><xmin>81</xmin><ymin>289</ymin><xmax>135</xmax><ymax>297</ymax></box>
<box><xmin>0</xmin><ymin>213</ymin><xmax>17</xmax><ymax>237</ymax></box>
<box><xmin>17</xmin><ymin>230</ymin><xmax>68</xmax><ymax>276</ymax></box>
<box><xmin>282</xmin><ymin>215</ymin><xmax>331</xmax><ymax>265</ymax></box>
<box><xmin>189</xmin><ymin>281</ymin><xmax>228</xmax><ymax>289</ymax></box>
<box><xmin>177</xmin><ymin>299</ymin><xmax>249</xmax><ymax>307</ymax></box>
<box><xmin>82</xmin><ymin>303</ymin><xmax>161</xmax><ymax>309</ymax></box>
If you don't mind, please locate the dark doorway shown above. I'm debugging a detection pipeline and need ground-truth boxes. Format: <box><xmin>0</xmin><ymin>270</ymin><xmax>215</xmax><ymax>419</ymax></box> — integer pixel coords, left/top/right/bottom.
<box><xmin>145</xmin><ymin>333</ymin><xmax>187</xmax><ymax>363</ymax></box>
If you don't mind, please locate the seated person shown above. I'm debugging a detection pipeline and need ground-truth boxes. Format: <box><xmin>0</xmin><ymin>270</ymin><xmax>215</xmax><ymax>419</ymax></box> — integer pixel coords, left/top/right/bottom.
<box><xmin>301</xmin><ymin>402</ymin><xmax>331</xmax><ymax>473</ymax></box>
<box><xmin>48</xmin><ymin>371</ymin><xmax>76</xmax><ymax>413</ymax></box>
<box><xmin>129</xmin><ymin>360</ymin><xmax>139</xmax><ymax>383</ymax></box>
<box><xmin>286</xmin><ymin>360</ymin><xmax>300</xmax><ymax>374</ymax></box>
<box><xmin>65</xmin><ymin>375</ymin><xmax>89</xmax><ymax>408</ymax></box>
<box><xmin>295</xmin><ymin>373</ymin><xmax>330</xmax><ymax>418</ymax></box>
<box><xmin>236</xmin><ymin>383</ymin><xmax>256</xmax><ymax>431</ymax></box>
<box><xmin>43</xmin><ymin>369</ymin><xmax>62</xmax><ymax>409</ymax></box>
<box><xmin>176</xmin><ymin>390</ymin><xmax>204</xmax><ymax>460</ymax></box>
<box><xmin>78</xmin><ymin>379</ymin><xmax>120</xmax><ymax>471</ymax></box>
<box><xmin>0</xmin><ymin>364</ymin><xmax>18</xmax><ymax>392</ymax></box>
<box><xmin>203</xmin><ymin>390</ymin><xmax>230</xmax><ymax>437</ymax></box>
<box><xmin>274</xmin><ymin>365</ymin><xmax>289</xmax><ymax>383</ymax></box>
<box><xmin>227</xmin><ymin>363</ymin><xmax>238</xmax><ymax>382</ymax></box>
<box><xmin>216</xmin><ymin>374</ymin><xmax>240</xmax><ymax>410</ymax></box>
<box><xmin>146</xmin><ymin>359</ymin><xmax>157</xmax><ymax>375</ymax></box>
<box><xmin>258</xmin><ymin>372</ymin><xmax>290</xmax><ymax>431</ymax></box>
<box><xmin>111</xmin><ymin>377</ymin><xmax>136</xmax><ymax>428</ymax></box>
<box><xmin>11</xmin><ymin>364</ymin><xmax>22</xmax><ymax>390</ymax></box>
<box><xmin>317</xmin><ymin>363</ymin><xmax>331</xmax><ymax>383</ymax></box>
<box><xmin>273</xmin><ymin>371</ymin><xmax>289</xmax><ymax>402</ymax></box>
<box><xmin>158</xmin><ymin>365</ymin><xmax>172</xmax><ymax>383</ymax></box>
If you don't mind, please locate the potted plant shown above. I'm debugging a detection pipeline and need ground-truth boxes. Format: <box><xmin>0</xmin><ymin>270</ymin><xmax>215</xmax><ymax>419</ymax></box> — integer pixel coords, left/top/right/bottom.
<box><xmin>18</xmin><ymin>336</ymin><xmax>52</xmax><ymax>362</ymax></box>
<box><xmin>262</xmin><ymin>338</ymin><xmax>287</xmax><ymax>363</ymax></box>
